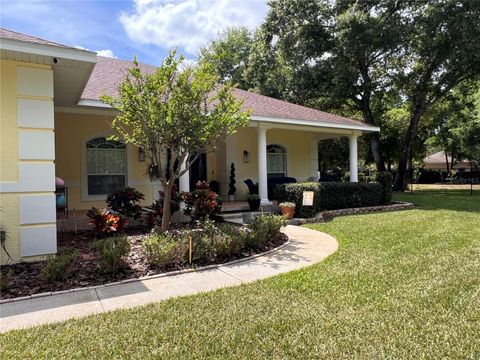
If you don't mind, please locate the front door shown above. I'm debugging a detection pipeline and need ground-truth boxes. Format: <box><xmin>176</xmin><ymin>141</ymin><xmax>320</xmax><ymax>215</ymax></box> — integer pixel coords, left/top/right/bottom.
<box><xmin>189</xmin><ymin>153</ymin><xmax>207</xmax><ymax>191</ymax></box>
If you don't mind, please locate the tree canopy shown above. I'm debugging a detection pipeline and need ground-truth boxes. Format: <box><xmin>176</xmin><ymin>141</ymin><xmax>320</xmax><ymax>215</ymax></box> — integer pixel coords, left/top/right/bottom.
<box><xmin>201</xmin><ymin>0</ymin><xmax>480</xmax><ymax>189</ymax></box>
<box><xmin>101</xmin><ymin>51</ymin><xmax>251</xmax><ymax>229</ymax></box>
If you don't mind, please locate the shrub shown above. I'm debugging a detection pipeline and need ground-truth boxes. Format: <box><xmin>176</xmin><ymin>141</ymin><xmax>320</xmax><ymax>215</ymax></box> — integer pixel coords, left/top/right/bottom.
<box><xmin>228</xmin><ymin>163</ymin><xmax>236</xmax><ymax>196</ymax></box>
<box><xmin>143</xmin><ymin>232</ymin><xmax>187</xmax><ymax>268</ymax></box>
<box><xmin>189</xmin><ymin>221</ymin><xmax>246</xmax><ymax>262</ymax></box>
<box><xmin>42</xmin><ymin>250</ymin><xmax>78</xmax><ymax>283</ymax></box>
<box><xmin>273</xmin><ymin>182</ymin><xmax>383</xmax><ymax>218</ymax></box>
<box><xmin>376</xmin><ymin>171</ymin><xmax>393</xmax><ymax>204</ymax></box>
<box><xmin>87</xmin><ymin>207</ymin><xmax>127</xmax><ymax>236</ymax></box>
<box><xmin>93</xmin><ymin>235</ymin><xmax>131</xmax><ymax>273</ymax></box>
<box><xmin>182</xmin><ymin>181</ymin><xmax>220</xmax><ymax>221</ymax></box>
<box><xmin>246</xmin><ymin>214</ymin><xmax>284</xmax><ymax>250</ymax></box>
<box><xmin>106</xmin><ymin>187</ymin><xmax>145</xmax><ymax>220</ymax></box>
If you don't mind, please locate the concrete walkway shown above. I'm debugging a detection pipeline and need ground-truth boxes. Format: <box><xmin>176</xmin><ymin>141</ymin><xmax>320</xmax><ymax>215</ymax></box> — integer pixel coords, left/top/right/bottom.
<box><xmin>0</xmin><ymin>225</ymin><xmax>338</xmax><ymax>333</ymax></box>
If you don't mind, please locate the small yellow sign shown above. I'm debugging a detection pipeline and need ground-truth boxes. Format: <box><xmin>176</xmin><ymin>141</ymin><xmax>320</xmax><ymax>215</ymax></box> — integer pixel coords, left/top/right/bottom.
<box><xmin>302</xmin><ymin>191</ymin><xmax>314</xmax><ymax>206</ymax></box>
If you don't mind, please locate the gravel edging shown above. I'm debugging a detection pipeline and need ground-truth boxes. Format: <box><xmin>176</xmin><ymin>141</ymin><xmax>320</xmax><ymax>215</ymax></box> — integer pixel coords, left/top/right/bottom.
<box><xmin>291</xmin><ymin>201</ymin><xmax>415</xmax><ymax>225</ymax></box>
<box><xmin>0</xmin><ymin>236</ymin><xmax>291</xmax><ymax>305</ymax></box>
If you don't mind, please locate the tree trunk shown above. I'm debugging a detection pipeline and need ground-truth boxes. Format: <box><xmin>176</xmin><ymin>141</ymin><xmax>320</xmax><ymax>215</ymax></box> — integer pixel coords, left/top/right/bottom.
<box><xmin>161</xmin><ymin>182</ymin><xmax>173</xmax><ymax>230</ymax></box>
<box><xmin>445</xmin><ymin>151</ymin><xmax>450</xmax><ymax>174</ymax></box>
<box><xmin>370</xmin><ymin>133</ymin><xmax>386</xmax><ymax>171</ymax></box>
<box><xmin>394</xmin><ymin>109</ymin><xmax>424</xmax><ymax>191</ymax></box>
<box><xmin>450</xmin><ymin>151</ymin><xmax>455</xmax><ymax>173</ymax></box>
<box><xmin>360</xmin><ymin>102</ymin><xmax>386</xmax><ymax>172</ymax></box>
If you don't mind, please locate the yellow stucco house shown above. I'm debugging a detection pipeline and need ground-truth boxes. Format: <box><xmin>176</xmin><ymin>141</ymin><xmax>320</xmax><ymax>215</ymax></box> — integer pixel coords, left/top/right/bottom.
<box><xmin>0</xmin><ymin>28</ymin><xmax>379</xmax><ymax>264</ymax></box>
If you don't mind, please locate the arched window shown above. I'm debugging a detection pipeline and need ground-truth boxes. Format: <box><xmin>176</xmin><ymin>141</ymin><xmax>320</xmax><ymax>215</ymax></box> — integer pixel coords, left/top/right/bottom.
<box><xmin>267</xmin><ymin>144</ymin><xmax>287</xmax><ymax>179</ymax></box>
<box><xmin>86</xmin><ymin>137</ymin><xmax>126</xmax><ymax>195</ymax></box>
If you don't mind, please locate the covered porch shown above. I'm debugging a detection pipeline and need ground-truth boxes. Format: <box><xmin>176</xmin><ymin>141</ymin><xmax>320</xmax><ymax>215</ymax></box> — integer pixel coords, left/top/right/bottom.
<box><xmin>178</xmin><ymin>119</ymin><xmax>371</xmax><ymax>206</ymax></box>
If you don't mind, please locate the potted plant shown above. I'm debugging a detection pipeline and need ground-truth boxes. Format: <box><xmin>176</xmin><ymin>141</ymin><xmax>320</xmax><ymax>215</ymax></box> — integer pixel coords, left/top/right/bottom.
<box><xmin>279</xmin><ymin>202</ymin><xmax>296</xmax><ymax>219</ymax></box>
<box><xmin>215</xmin><ymin>196</ymin><xmax>223</xmax><ymax>212</ymax></box>
<box><xmin>228</xmin><ymin>162</ymin><xmax>236</xmax><ymax>201</ymax></box>
<box><xmin>247</xmin><ymin>194</ymin><xmax>261</xmax><ymax>211</ymax></box>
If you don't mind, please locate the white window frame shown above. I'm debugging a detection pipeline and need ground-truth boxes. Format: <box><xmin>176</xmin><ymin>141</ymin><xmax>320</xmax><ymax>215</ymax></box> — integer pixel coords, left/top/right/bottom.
<box><xmin>82</xmin><ymin>136</ymin><xmax>127</xmax><ymax>201</ymax></box>
<box><xmin>267</xmin><ymin>144</ymin><xmax>288</xmax><ymax>178</ymax></box>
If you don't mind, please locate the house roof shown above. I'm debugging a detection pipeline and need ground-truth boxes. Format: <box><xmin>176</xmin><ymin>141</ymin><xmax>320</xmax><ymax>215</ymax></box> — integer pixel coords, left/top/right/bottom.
<box><xmin>81</xmin><ymin>57</ymin><xmax>375</xmax><ymax>130</ymax></box>
<box><xmin>81</xmin><ymin>56</ymin><xmax>157</xmax><ymax>100</ymax></box>
<box><xmin>0</xmin><ymin>28</ymin><xmax>76</xmax><ymax>50</ymax></box>
<box><xmin>423</xmin><ymin>151</ymin><xmax>470</xmax><ymax>165</ymax></box>
<box><xmin>1</xmin><ymin>27</ymin><xmax>376</xmax><ymax>131</ymax></box>
<box><xmin>232</xmin><ymin>88</ymin><xmax>368</xmax><ymax>128</ymax></box>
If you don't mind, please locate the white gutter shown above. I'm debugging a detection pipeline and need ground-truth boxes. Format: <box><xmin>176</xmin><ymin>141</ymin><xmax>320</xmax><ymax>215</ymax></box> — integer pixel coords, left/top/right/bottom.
<box><xmin>250</xmin><ymin>115</ymin><xmax>380</xmax><ymax>133</ymax></box>
<box><xmin>0</xmin><ymin>38</ymin><xmax>97</xmax><ymax>63</ymax></box>
<box><xmin>77</xmin><ymin>99</ymin><xmax>111</xmax><ymax>108</ymax></box>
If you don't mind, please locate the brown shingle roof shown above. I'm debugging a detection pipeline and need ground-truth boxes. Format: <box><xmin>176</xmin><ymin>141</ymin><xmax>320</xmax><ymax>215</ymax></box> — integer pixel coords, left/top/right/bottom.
<box><xmin>81</xmin><ymin>56</ymin><xmax>157</xmax><ymax>100</ymax></box>
<box><xmin>233</xmin><ymin>88</ymin><xmax>368</xmax><ymax>127</ymax></box>
<box><xmin>0</xmin><ymin>27</ymin><xmax>75</xmax><ymax>49</ymax></box>
<box><xmin>82</xmin><ymin>57</ymin><xmax>372</xmax><ymax>129</ymax></box>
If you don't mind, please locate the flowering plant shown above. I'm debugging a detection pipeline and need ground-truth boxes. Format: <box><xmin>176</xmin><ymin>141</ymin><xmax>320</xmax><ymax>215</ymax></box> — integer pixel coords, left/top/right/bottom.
<box><xmin>182</xmin><ymin>181</ymin><xmax>221</xmax><ymax>221</ymax></box>
<box><xmin>86</xmin><ymin>207</ymin><xmax>127</xmax><ymax>235</ymax></box>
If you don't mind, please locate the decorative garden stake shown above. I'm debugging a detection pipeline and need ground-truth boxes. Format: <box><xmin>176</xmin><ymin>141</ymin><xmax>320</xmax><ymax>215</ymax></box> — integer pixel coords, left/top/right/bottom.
<box><xmin>189</xmin><ymin>235</ymin><xmax>192</xmax><ymax>264</ymax></box>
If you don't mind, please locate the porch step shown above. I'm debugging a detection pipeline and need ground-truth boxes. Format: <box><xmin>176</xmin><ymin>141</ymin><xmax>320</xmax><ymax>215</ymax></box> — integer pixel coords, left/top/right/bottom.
<box><xmin>215</xmin><ymin>211</ymin><xmax>275</xmax><ymax>225</ymax></box>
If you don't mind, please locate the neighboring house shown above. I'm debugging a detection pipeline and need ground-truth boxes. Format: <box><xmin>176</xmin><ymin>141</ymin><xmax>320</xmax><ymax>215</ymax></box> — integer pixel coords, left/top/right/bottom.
<box><xmin>422</xmin><ymin>151</ymin><xmax>472</xmax><ymax>172</ymax></box>
<box><xmin>0</xmin><ymin>28</ymin><xmax>379</xmax><ymax>264</ymax></box>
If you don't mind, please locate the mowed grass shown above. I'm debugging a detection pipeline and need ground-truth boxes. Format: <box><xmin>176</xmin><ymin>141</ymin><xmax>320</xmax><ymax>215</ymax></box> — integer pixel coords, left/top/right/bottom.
<box><xmin>1</xmin><ymin>191</ymin><xmax>479</xmax><ymax>359</ymax></box>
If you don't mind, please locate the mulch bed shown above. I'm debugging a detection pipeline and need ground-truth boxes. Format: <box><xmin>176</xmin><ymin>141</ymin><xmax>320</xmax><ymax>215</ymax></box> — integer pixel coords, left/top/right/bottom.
<box><xmin>0</xmin><ymin>228</ymin><xmax>287</xmax><ymax>300</ymax></box>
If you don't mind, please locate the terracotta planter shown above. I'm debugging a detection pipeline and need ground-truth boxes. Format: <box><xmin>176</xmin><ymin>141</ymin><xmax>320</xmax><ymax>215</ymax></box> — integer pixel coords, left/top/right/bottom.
<box><xmin>280</xmin><ymin>206</ymin><xmax>295</xmax><ymax>219</ymax></box>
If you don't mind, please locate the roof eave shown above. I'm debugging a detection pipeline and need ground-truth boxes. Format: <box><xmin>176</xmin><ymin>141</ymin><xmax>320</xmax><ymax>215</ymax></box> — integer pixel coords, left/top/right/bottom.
<box><xmin>77</xmin><ymin>99</ymin><xmax>111</xmax><ymax>108</ymax></box>
<box><xmin>0</xmin><ymin>37</ymin><xmax>97</xmax><ymax>63</ymax></box>
<box><xmin>76</xmin><ymin>100</ymin><xmax>380</xmax><ymax>133</ymax></box>
<box><xmin>250</xmin><ymin>115</ymin><xmax>380</xmax><ymax>133</ymax></box>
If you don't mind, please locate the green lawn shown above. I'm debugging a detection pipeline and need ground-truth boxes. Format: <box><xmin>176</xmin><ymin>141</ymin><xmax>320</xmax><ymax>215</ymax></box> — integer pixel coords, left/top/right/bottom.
<box><xmin>2</xmin><ymin>191</ymin><xmax>479</xmax><ymax>359</ymax></box>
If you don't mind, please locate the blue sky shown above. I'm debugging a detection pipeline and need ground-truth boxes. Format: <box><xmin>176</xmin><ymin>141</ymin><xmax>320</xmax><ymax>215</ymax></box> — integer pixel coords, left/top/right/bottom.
<box><xmin>0</xmin><ymin>0</ymin><xmax>268</xmax><ymax>65</ymax></box>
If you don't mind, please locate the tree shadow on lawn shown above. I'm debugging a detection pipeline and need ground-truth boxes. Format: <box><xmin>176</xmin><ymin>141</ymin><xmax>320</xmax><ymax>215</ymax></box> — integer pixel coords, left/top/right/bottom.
<box><xmin>393</xmin><ymin>189</ymin><xmax>480</xmax><ymax>213</ymax></box>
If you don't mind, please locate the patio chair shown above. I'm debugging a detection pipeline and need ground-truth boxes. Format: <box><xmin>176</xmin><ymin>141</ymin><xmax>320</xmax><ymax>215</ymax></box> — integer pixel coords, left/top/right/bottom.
<box><xmin>244</xmin><ymin>179</ymin><xmax>259</xmax><ymax>194</ymax></box>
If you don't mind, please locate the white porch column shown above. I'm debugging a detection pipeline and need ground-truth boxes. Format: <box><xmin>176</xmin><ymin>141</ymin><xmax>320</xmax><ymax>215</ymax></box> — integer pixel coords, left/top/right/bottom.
<box><xmin>349</xmin><ymin>133</ymin><xmax>359</xmax><ymax>182</ymax></box>
<box><xmin>179</xmin><ymin>157</ymin><xmax>190</xmax><ymax>193</ymax></box>
<box><xmin>257</xmin><ymin>126</ymin><xmax>270</xmax><ymax>204</ymax></box>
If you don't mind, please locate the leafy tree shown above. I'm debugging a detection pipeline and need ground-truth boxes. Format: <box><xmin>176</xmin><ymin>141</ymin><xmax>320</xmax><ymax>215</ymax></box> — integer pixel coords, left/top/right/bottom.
<box><xmin>393</xmin><ymin>1</ymin><xmax>480</xmax><ymax>189</ymax></box>
<box><xmin>318</xmin><ymin>138</ymin><xmax>349</xmax><ymax>177</ymax></box>
<box><xmin>199</xmin><ymin>27</ymin><xmax>254</xmax><ymax>89</ymax></box>
<box><xmin>101</xmin><ymin>52</ymin><xmax>250</xmax><ymax>230</ymax></box>
<box><xmin>255</xmin><ymin>0</ymin><xmax>406</xmax><ymax>171</ymax></box>
<box><xmin>425</xmin><ymin>82</ymin><xmax>480</xmax><ymax>171</ymax></box>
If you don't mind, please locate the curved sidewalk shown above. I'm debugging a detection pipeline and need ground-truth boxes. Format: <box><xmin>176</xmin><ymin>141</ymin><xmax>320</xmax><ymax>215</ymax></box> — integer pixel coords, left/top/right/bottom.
<box><xmin>0</xmin><ymin>225</ymin><xmax>338</xmax><ymax>333</ymax></box>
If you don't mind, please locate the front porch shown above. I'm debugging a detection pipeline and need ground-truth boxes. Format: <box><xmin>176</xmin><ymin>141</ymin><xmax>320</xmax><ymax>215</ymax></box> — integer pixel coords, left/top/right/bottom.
<box><xmin>177</xmin><ymin>122</ymin><xmax>364</xmax><ymax>206</ymax></box>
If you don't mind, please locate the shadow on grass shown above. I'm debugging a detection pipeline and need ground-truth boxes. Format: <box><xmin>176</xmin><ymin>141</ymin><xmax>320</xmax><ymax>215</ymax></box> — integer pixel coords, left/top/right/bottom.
<box><xmin>394</xmin><ymin>189</ymin><xmax>480</xmax><ymax>213</ymax></box>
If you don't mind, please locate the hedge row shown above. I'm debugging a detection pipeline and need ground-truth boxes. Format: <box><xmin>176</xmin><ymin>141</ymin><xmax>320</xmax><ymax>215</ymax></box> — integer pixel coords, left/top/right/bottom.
<box><xmin>274</xmin><ymin>182</ymin><xmax>384</xmax><ymax>218</ymax></box>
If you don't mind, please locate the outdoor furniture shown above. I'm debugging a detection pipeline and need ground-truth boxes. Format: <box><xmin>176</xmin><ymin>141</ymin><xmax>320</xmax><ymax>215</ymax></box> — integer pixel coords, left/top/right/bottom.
<box><xmin>244</xmin><ymin>179</ymin><xmax>259</xmax><ymax>194</ymax></box>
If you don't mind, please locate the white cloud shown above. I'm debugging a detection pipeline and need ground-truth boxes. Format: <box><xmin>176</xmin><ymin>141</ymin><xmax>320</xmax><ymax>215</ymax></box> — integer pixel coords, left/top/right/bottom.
<box><xmin>120</xmin><ymin>0</ymin><xmax>267</xmax><ymax>56</ymax></box>
<box><xmin>75</xmin><ymin>46</ymin><xmax>117</xmax><ymax>58</ymax></box>
<box><xmin>96</xmin><ymin>49</ymin><xmax>118</xmax><ymax>58</ymax></box>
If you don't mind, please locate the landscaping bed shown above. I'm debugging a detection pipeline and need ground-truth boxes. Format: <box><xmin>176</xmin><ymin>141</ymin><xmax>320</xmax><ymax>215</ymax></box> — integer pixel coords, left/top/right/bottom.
<box><xmin>0</xmin><ymin>219</ymin><xmax>287</xmax><ymax>301</ymax></box>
